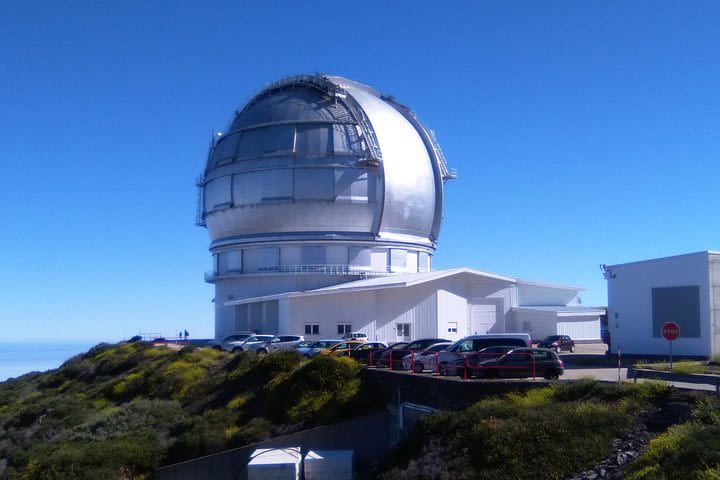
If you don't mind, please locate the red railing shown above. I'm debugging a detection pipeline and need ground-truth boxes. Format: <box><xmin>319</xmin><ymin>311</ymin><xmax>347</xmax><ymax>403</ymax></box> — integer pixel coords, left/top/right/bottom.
<box><xmin>459</xmin><ymin>351</ymin><xmax>536</xmax><ymax>381</ymax></box>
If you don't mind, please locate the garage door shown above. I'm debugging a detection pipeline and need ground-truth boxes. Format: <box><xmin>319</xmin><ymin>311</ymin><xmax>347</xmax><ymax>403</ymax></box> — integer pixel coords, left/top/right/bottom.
<box><xmin>470</xmin><ymin>304</ymin><xmax>496</xmax><ymax>335</ymax></box>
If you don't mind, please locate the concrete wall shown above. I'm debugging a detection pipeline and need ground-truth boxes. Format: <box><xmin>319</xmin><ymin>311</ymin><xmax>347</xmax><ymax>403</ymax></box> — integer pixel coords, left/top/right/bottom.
<box><xmin>155</xmin><ymin>412</ymin><xmax>389</xmax><ymax>480</ymax></box>
<box><xmin>607</xmin><ymin>251</ymin><xmax>711</xmax><ymax>356</ymax></box>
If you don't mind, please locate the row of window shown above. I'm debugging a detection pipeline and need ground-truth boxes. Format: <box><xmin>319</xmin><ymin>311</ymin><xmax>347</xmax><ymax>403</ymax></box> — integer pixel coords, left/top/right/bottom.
<box><xmin>213</xmin><ymin>246</ymin><xmax>432</xmax><ymax>275</ymax></box>
<box><xmin>204</xmin><ymin>167</ymin><xmax>375</xmax><ymax>210</ymax></box>
<box><xmin>304</xmin><ymin>324</ymin><xmax>352</xmax><ymax>336</ymax></box>
<box><xmin>211</xmin><ymin>123</ymin><xmax>359</xmax><ymax>167</ymax></box>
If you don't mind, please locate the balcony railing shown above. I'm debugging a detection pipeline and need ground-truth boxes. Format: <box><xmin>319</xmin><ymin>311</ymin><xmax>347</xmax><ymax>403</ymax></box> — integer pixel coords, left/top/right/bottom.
<box><xmin>205</xmin><ymin>264</ymin><xmax>396</xmax><ymax>281</ymax></box>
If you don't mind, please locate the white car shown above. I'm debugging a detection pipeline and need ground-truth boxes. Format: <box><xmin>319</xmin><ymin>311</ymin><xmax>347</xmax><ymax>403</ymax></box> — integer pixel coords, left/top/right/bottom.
<box><xmin>402</xmin><ymin>342</ymin><xmax>452</xmax><ymax>373</ymax></box>
<box><xmin>224</xmin><ymin>334</ymin><xmax>274</xmax><ymax>353</ymax></box>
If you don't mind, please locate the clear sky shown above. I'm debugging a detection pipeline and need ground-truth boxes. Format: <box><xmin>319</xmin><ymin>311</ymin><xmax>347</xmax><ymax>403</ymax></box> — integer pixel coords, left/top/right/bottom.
<box><xmin>2</xmin><ymin>1</ymin><xmax>719</xmax><ymax>342</ymax></box>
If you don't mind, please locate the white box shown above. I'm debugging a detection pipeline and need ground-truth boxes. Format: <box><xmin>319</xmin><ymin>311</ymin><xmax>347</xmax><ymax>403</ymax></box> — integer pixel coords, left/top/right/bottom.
<box><xmin>304</xmin><ymin>450</ymin><xmax>354</xmax><ymax>480</ymax></box>
<box><xmin>247</xmin><ymin>447</ymin><xmax>301</xmax><ymax>480</ymax></box>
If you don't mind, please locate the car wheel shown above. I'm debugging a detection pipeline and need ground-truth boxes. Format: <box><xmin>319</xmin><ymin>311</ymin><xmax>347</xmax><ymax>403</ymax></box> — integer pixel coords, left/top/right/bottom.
<box><xmin>232</xmin><ymin>347</ymin><xmax>243</xmax><ymax>353</ymax></box>
<box><xmin>570</xmin><ymin>345</ymin><xmax>575</xmax><ymax>353</ymax></box>
<box><xmin>413</xmin><ymin>362</ymin><xmax>424</xmax><ymax>373</ymax></box>
<box><xmin>457</xmin><ymin>367</ymin><xmax>467</xmax><ymax>378</ymax></box>
<box><xmin>256</xmin><ymin>349</ymin><xmax>267</xmax><ymax>356</ymax></box>
<box><xmin>544</xmin><ymin>370</ymin><xmax>560</xmax><ymax>380</ymax></box>
<box><xmin>439</xmin><ymin>364</ymin><xmax>448</xmax><ymax>376</ymax></box>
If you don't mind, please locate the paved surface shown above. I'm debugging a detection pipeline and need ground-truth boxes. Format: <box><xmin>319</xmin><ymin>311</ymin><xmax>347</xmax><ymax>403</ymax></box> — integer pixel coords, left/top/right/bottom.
<box><xmin>559</xmin><ymin>343</ymin><xmax>719</xmax><ymax>393</ymax></box>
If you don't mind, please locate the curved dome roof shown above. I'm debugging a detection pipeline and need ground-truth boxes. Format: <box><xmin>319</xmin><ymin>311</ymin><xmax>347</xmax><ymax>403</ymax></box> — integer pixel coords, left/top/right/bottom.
<box><xmin>199</xmin><ymin>74</ymin><xmax>453</xmax><ymax>250</ymax></box>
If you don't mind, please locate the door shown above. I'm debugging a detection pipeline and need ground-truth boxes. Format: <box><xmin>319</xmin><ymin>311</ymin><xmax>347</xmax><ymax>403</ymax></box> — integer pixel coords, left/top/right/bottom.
<box><xmin>396</xmin><ymin>323</ymin><xmax>411</xmax><ymax>341</ymax></box>
<box><xmin>470</xmin><ymin>304</ymin><xmax>496</xmax><ymax>335</ymax></box>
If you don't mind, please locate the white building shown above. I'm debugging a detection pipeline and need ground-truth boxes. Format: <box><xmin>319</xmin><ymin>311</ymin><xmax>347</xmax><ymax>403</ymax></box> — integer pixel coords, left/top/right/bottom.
<box><xmin>197</xmin><ymin>74</ymin><xmax>602</xmax><ymax>342</ymax></box>
<box><xmin>225</xmin><ymin>268</ymin><xmax>603</xmax><ymax>343</ymax></box>
<box><xmin>604</xmin><ymin>251</ymin><xmax>720</xmax><ymax>357</ymax></box>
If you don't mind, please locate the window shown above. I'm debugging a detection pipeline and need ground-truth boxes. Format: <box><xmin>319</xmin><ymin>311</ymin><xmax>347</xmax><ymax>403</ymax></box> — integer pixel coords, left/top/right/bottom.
<box><xmin>396</xmin><ymin>323</ymin><xmax>411</xmax><ymax>340</ymax></box>
<box><xmin>447</xmin><ymin>322</ymin><xmax>458</xmax><ymax>334</ymax></box>
<box><xmin>305</xmin><ymin>324</ymin><xmax>319</xmax><ymax>335</ymax></box>
<box><xmin>337</xmin><ymin>324</ymin><xmax>352</xmax><ymax>335</ymax></box>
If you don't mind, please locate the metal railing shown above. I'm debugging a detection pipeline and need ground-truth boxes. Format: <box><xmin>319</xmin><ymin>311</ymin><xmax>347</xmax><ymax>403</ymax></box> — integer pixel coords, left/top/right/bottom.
<box><xmin>205</xmin><ymin>264</ymin><xmax>396</xmax><ymax>281</ymax></box>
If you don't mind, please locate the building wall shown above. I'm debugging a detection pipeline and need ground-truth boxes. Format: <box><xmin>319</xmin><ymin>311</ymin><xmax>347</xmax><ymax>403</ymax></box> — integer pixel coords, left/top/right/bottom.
<box><xmin>374</xmin><ymin>284</ymin><xmax>438</xmax><ymax>342</ymax></box>
<box><xmin>285</xmin><ymin>291</ymin><xmax>378</xmax><ymax>339</ymax></box>
<box><xmin>711</xmin><ymin>254</ymin><xmax>720</xmax><ymax>357</ymax></box>
<box><xmin>437</xmin><ymin>289</ymin><xmax>467</xmax><ymax>341</ymax></box>
<box><xmin>510</xmin><ymin>309</ymin><xmax>557</xmax><ymax>340</ymax></box>
<box><xmin>607</xmin><ymin>252</ymin><xmax>711</xmax><ymax>356</ymax></box>
<box><xmin>517</xmin><ymin>283</ymin><xmax>578</xmax><ymax>306</ymax></box>
<box><xmin>557</xmin><ymin>315</ymin><xmax>601</xmax><ymax>341</ymax></box>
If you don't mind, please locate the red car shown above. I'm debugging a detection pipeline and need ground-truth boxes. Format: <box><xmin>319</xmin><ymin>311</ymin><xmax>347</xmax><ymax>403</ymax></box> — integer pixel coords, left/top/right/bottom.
<box><xmin>537</xmin><ymin>335</ymin><xmax>575</xmax><ymax>353</ymax></box>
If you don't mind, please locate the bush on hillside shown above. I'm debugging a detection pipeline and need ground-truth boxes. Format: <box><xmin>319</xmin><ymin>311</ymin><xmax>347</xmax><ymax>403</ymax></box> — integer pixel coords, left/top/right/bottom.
<box><xmin>379</xmin><ymin>380</ymin><xmax>673</xmax><ymax>480</ymax></box>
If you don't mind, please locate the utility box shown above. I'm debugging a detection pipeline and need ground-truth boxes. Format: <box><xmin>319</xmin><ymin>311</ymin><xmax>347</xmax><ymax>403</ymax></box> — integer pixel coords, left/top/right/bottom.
<box><xmin>304</xmin><ymin>450</ymin><xmax>354</xmax><ymax>480</ymax></box>
<box><xmin>247</xmin><ymin>447</ymin><xmax>301</xmax><ymax>480</ymax></box>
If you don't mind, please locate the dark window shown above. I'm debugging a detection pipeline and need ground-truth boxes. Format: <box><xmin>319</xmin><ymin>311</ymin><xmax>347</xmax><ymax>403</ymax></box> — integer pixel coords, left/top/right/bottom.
<box><xmin>337</xmin><ymin>324</ymin><xmax>351</xmax><ymax>335</ymax></box>
<box><xmin>304</xmin><ymin>324</ymin><xmax>319</xmax><ymax>335</ymax></box>
<box><xmin>652</xmin><ymin>286</ymin><xmax>701</xmax><ymax>338</ymax></box>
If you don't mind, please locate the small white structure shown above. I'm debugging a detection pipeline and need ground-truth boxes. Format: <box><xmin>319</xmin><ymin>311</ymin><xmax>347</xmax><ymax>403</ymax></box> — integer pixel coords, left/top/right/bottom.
<box><xmin>604</xmin><ymin>251</ymin><xmax>720</xmax><ymax>357</ymax></box>
<box><xmin>304</xmin><ymin>450</ymin><xmax>354</xmax><ymax>480</ymax></box>
<box><xmin>247</xmin><ymin>447</ymin><xmax>301</xmax><ymax>480</ymax></box>
<box><xmin>225</xmin><ymin>267</ymin><xmax>602</xmax><ymax>343</ymax></box>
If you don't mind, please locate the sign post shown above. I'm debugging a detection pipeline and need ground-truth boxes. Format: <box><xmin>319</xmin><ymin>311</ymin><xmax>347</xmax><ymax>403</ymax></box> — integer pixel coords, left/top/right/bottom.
<box><xmin>661</xmin><ymin>322</ymin><xmax>680</xmax><ymax>369</ymax></box>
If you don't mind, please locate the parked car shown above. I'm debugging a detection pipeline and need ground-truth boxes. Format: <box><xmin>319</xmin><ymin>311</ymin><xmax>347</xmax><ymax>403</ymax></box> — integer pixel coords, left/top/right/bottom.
<box><xmin>471</xmin><ymin>347</ymin><xmax>564</xmax><ymax>380</ymax></box>
<box><xmin>255</xmin><ymin>335</ymin><xmax>305</xmax><ymax>355</ymax></box>
<box><xmin>441</xmin><ymin>345</ymin><xmax>516</xmax><ymax>376</ymax></box>
<box><xmin>342</xmin><ymin>332</ymin><xmax>369</xmax><ymax>341</ymax></box>
<box><xmin>402</xmin><ymin>342</ymin><xmax>452</xmax><ymax>372</ymax></box>
<box><xmin>295</xmin><ymin>339</ymin><xmax>343</xmax><ymax>357</ymax></box>
<box><xmin>226</xmin><ymin>334</ymin><xmax>274</xmax><ymax>353</ymax></box>
<box><xmin>380</xmin><ymin>338</ymin><xmax>451</xmax><ymax>370</ymax></box>
<box><xmin>437</xmin><ymin>334</ymin><xmax>533</xmax><ymax>373</ymax></box>
<box><xmin>319</xmin><ymin>340</ymin><xmax>366</xmax><ymax>357</ymax></box>
<box><xmin>347</xmin><ymin>341</ymin><xmax>389</xmax><ymax>364</ymax></box>
<box><xmin>373</xmin><ymin>342</ymin><xmax>410</xmax><ymax>368</ymax></box>
<box><xmin>207</xmin><ymin>331</ymin><xmax>254</xmax><ymax>350</ymax></box>
<box><xmin>538</xmin><ymin>335</ymin><xmax>575</xmax><ymax>353</ymax></box>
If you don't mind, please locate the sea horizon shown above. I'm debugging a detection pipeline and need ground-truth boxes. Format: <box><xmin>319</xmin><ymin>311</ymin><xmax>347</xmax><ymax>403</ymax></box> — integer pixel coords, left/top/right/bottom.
<box><xmin>0</xmin><ymin>340</ymin><xmax>101</xmax><ymax>383</ymax></box>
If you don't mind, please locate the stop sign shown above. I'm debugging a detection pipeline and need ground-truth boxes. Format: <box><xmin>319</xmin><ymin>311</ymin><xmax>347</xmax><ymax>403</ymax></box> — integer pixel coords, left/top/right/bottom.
<box><xmin>661</xmin><ymin>322</ymin><xmax>680</xmax><ymax>341</ymax></box>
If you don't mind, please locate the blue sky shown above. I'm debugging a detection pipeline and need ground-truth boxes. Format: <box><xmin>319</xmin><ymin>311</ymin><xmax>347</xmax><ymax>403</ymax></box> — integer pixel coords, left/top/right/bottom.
<box><xmin>1</xmin><ymin>1</ymin><xmax>718</xmax><ymax>342</ymax></box>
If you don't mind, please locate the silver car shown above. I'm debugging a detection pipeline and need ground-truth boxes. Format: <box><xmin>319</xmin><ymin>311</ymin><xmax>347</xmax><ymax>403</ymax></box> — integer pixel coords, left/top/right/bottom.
<box><xmin>207</xmin><ymin>331</ymin><xmax>254</xmax><ymax>351</ymax></box>
<box><xmin>225</xmin><ymin>334</ymin><xmax>274</xmax><ymax>353</ymax></box>
<box><xmin>253</xmin><ymin>335</ymin><xmax>305</xmax><ymax>356</ymax></box>
<box><xmin>402</xmin><ymin>342</ymin><xmax>452</xmax><ymax>373</ymax></box>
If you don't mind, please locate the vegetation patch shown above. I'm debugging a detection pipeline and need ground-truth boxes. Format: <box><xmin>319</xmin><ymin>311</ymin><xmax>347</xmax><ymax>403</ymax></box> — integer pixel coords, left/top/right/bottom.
<box><xmin>378</xmin><ymin>380</ymin><xmax>678</xmax><ymax>480</ymax></box>
<box><xmin>625</xmin><ymin>397</ymin><xmax>720</xmax><ymax>479</ymax></box>
<box><xmin>0</xmin><ymin>341</ymin><xmax>378</xmax><ymax>479</ymax></box>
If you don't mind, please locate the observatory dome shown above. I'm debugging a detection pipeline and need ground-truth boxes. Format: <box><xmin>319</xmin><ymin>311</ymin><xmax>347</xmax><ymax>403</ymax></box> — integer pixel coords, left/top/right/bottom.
<box><xmin>198</xmin><ymin>74</ymin><xmax>453</xmax><ymax>278</ymax></box>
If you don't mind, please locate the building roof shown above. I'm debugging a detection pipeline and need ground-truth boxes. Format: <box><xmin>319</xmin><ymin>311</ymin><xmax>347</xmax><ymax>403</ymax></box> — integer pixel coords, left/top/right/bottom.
<box><xmin>511</xmin><ymin>306</ymin><xmax>606</xmax><ymax>316</ymax></box>
<box><xmin>606</xmin><ymin>250</ymin><xmax>720</xmax><ymax>269</ymax></box>
<box><xmin>224</xmin><ymin>267</ymin><xmax>579</xmax><ymax>306</ymax></box>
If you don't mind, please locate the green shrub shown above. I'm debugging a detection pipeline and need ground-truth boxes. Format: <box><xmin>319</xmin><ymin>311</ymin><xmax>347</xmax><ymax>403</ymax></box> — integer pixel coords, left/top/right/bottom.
<box><xmin>672</xmin><ymin>360</ymin><xmax>705</xmax><ymax>374</ymax></box>
<box><xmin>266</xmin><ymin>356</ymin><xmax>365</xmax><ymax>424</ymax></box>
<box><xmin>22</xmin><ymin>432</ymin><xmax>161</xmax><ymax>480</ymax></box>
<box><xmin>381</xmin><ymin>383</ymin><xmax>650</xmax><ymax>480</ymax></box>
<box><xmin>626</xmin><ymin>422</ymin><xmax>720</xmax><ymax>479</ymax></box>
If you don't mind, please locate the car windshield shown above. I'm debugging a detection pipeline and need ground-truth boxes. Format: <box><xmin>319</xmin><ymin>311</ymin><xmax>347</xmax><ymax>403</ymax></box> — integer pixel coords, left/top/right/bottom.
<box><xmin>247</xmin><ymin>335</ymin><xmax>273</xmax><ymax>342</ymax></box>
<box><xmin>544</xmin><ymin>336</ymin><xmax>562</xmax><ymax>341</ymax></box>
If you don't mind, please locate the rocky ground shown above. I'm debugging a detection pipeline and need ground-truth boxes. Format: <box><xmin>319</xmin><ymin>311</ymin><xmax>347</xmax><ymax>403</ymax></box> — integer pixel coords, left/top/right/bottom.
<box><xmin>566</xmin><ymin>398</ymin><xmax>695</xmax><ymax>480</ymax></box>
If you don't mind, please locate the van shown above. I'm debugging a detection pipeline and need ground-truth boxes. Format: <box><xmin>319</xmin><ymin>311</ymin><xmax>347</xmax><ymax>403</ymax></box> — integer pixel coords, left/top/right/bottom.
<box><xmin>437</xmin><ymin>334</ymin><xmax>532</xmax><ymax>373</ymax></box>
